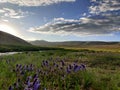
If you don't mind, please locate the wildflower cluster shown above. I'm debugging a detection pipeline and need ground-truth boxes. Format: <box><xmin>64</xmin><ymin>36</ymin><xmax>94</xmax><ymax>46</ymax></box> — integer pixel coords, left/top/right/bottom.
<box><xmin>9</xmin><ymin>58</ymin><xmax>86</xmax><ymax>90</ymax></box>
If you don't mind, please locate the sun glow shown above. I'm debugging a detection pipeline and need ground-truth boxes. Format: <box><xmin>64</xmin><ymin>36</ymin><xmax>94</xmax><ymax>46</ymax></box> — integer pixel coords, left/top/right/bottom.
<box><xmin>0</xmin><ymin>24</ymin><xmax>17</xmax><ymax>36</ymax></box>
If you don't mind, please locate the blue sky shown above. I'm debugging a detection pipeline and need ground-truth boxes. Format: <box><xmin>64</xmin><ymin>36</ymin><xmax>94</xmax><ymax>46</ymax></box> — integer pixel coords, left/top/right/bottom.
<box><xmin>0</xmin><ymin>0</ymin><xmax>120</xmax><ymax>41</ymax></box>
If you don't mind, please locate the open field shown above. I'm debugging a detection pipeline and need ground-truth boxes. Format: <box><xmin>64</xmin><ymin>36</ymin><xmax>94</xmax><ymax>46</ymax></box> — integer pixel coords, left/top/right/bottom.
<box><xmin>60</xmin><ymin>45</ymin><xmax>120</xmax><ymax>52</ymax></box>
<box><xmin>0</xmin><ymin>49</ymin><xmax>120</xmax><ymax>90</ymax></box>
<box><xmin>30</xmin><ymin>40</ymin><xmax>120</xmax><ymax>52</ymax></box>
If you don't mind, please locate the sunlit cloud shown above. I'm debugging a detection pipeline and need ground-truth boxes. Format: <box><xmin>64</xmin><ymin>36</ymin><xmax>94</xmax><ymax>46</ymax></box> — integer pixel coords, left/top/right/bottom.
<box><xmin>29</xmin><ymin>13</ymin><xmax>120</xmax><ymax>36</ymax></box>
<box><xmin>0</xmin><ymin>0</ymin><xmax>76</xmax><ymax>6</ymax></box>
<box><xmin>0</xmin><ymin>8</ymin><xmax>30</xmax><ymax>19</ymax></box>
<box><xmin>0</xmin><ymin>9</ymin><xmax>5</xmax><ymax>13</ymax></box>
<box><xmin>1</xmin><ymin>19</ymin><xmax>9</xmax><ymax>22</ymax></box>
<box><xmin>89</xmin><ymin>0</ymin><xmax>120</xmax><ymax>14</ymax></box>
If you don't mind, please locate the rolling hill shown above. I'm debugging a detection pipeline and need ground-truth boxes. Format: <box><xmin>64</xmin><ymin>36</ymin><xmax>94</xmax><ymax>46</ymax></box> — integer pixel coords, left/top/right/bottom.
<box><xmin>30</xmin><ymin>40</ymin><xmax>120</xmax><ymax>52</ymax></box>
<box><xmin>0</xmin><ymin>31</ymin><xmax>64</xmax><ymax>52</ymax></box>
<box><xmin>30</xmin><ymin>40</ymin><xmax>120</xmax><ymax>46</ymax></box>
<box><xmin>0</xmin><ymin>31</ymin><xmax>30</xmax><ymax>46</ymax></box>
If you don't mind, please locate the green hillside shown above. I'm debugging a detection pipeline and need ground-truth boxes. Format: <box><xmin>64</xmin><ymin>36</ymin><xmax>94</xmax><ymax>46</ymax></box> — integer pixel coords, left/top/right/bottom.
<box><xmin>0</xmin><ymin>31</ymin><xmax>30</xmax><ymax>46</ymax></box>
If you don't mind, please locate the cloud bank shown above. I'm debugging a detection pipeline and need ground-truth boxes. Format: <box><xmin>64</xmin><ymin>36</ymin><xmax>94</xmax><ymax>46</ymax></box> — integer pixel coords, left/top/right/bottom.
<box><xmin>30</xmin><ymin>0</ymin><xmax>120</xmax><ymax>36</ymax></box>
<box><xmin>30</xmin><ymin>16</ymin><xmax>120</xmax><ymax>36</ymax></box>
<box><xmin>0</xmin><ymin>0</ymin><xmax>76</xmax><ymax>6</ymax></box>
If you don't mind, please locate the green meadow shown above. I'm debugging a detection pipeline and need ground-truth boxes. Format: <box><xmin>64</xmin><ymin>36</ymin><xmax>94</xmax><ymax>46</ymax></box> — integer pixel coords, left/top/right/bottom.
<box><xmin>0</xmin><ymin>49</ymin><xmax>120</xmax><ymax>90</ymax></box>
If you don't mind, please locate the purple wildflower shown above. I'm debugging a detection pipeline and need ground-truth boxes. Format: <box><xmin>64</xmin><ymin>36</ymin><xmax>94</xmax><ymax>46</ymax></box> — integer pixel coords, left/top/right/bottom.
<box><xmin>61</xmin><ymin>60</ymin><xmax>65</xmax><ymax>66</ymax></box>
<box><xmin>81</xmin><ymin>64</ymin><xmax>86</xmax><ymax>69</ymax></box>
<box><xmin>8</xmin><ymin>86</ymin><xmax>13</xmax><ymax>90</ymax></box>
<box><xmin>74</xmin><ymin>65</ymin><xmax>82</xmax><ymax>72</ymax></box>
<box><xmin>33</xmin><ymin>74</ymin><xmax>38</xmax><ymax>80</ymax></box>
<box><xmin>33</xmin><ymin>79</ymin><xmax>40</xmax><ymax>90</ymax></box>
<box><xmin>68</xmin><ymin>64</ymin><xmax>72</xmax><ymax>69</ymax></box>
<box><xmin>66</xmin><ymin>67</ymin><xmax>71</xmax><ymax>73</ymax></box>
<box><xmin>18</xmin><ymin>78</ymin><xmax>20</xmax><ymax>83</ymax></box>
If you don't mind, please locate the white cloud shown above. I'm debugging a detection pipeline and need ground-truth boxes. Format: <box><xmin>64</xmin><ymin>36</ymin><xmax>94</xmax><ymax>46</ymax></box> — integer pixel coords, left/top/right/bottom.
<box><xmin>82</xmin><ymin>13</ymin><xmax>87</xmax><ymax>16</ymax></box>
<box><xmin>2</xmin><ymin>19</ymin><xmax>9</xmax><ymax>22</ymax></box>
<box><xmin>0</xmin><ymin>9</ymin><xmax>5</xmax><ymax>13</ymax></box>
<box><xmin>89</xmin><ymin>0</ymin><xmax>120</xmax><ymax>14</ymax></box>
<box><xmin>29</xmin><ymin>15</ymin><xmax>120</xmax><ymax>36</ymax></box>
<box><xmin>0</xmin><ymin>0</ymin><xmax>76</xmax><ymax>6</ymax></box>
<box><xmin>0</xmin><ymin>8</ymin><xmax>29</xmax><ymax>19</ymax></box>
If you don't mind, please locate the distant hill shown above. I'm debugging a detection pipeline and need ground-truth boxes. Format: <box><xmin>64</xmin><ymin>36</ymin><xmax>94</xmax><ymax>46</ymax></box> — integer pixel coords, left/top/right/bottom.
<box><xmin>30</xmin><ymin>40</ymin><xmax>120</xmax><ymax>47</ymax></box>
<box><xmin>0</xmin><ymin>31</ymin><xmax>30</xmax><ymax>46</ymax></box>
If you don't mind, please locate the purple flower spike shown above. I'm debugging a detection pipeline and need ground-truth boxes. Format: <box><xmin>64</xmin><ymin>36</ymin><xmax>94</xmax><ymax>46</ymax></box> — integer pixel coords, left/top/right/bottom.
<box><xmin>75</xmin><ymin>66</ymin><xmax>81</xmax><ymax>72</ymax></box>
<box><xmin>16</xmin><ymin>64</ymin><xmax>18</xmax><ymax>67</ymax></box>
<box><xmin>61</xmin><ymin>60</ymin><xmax>65</xmax><ymax>66</ymax></box>
<box><xmin>81</xmin><ymin>64</ymin><xmax>86</xmax><ymax>69</ymax></box>
<box><xmin>13</xmin><ymin>82</ymin><xmax>19</xmax><ymax>88</ymax></box>
<box><xmin>69</xmin><ymin>64</ymin><xmax>72</xmax><ymax>69</ymax></box>
<box><xmin>20</xmin><ymin>71</ymin><xmax>25</xmax><ymax>75</ymax></box>
<box><xmin>33</xmin><ymin>74</ymin><xmax>38</xmax><ymax>79</ymax></box>
<box><xmin>33</xmin><ymin>83</ymin><xmax>40</xmax><ymax>90</ymax></box>
<box><xmin>66</xmin><ymin>67</ymin><xmax>71</xmax><ymax>73</ymax></box>
<box><xmin>33</xmin><ymin>79</ymin><xmax>40</xmax><ymax>90</ymax></box>
<box><xmin>26</xmin><ymin>79</ymin><xmax>31</xmax><ymax>87</ymax></box>
<box><xmin>73</xmin><ymin>64</ymin><xmax>78</xmax><ymax>70</ymax></box>
<box><xmin>8</xmin><ymin>86</ymin><xmax>13</xmax><ymax>90</ymax></box>
<box><xmin>18</xmin><ymin>78</ymin><xmax>20</xmax><ymax>83</ymax></box>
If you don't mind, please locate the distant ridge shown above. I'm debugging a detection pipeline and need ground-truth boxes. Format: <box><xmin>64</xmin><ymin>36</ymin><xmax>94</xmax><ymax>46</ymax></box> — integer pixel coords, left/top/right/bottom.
<box><xmin>0</xmin><ymin>31</ymin><xmax>30</xmax><ymax>46</ymax></box>
<box><xmin>30</xmin><ymin>40</ymin><xmax>120</xmax><ymax>46</ymax></box>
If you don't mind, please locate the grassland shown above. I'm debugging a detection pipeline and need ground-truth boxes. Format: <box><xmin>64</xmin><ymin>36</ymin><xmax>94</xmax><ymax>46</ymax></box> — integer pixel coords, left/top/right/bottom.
<box><xmin>58</xmin><ymin>44</ymin><xmax>120</xmax><ymax>52</ymax></box>
<box><xmin>30</xmin><ymin>40</ymin><xmax>120</xmax><ymax>52</ymax></box>
<box><xmin>0</xmin><ymin>49</ymin><xmax>120</xmax><ymax>90</ymax></box>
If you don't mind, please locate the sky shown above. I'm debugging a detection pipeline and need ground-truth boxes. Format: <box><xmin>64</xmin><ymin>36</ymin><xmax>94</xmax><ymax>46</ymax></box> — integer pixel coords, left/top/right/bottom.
<box><xmin>0</xmin><ymin>0</ymin><xmax>120</xmax><ymax>41</ymax></box>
